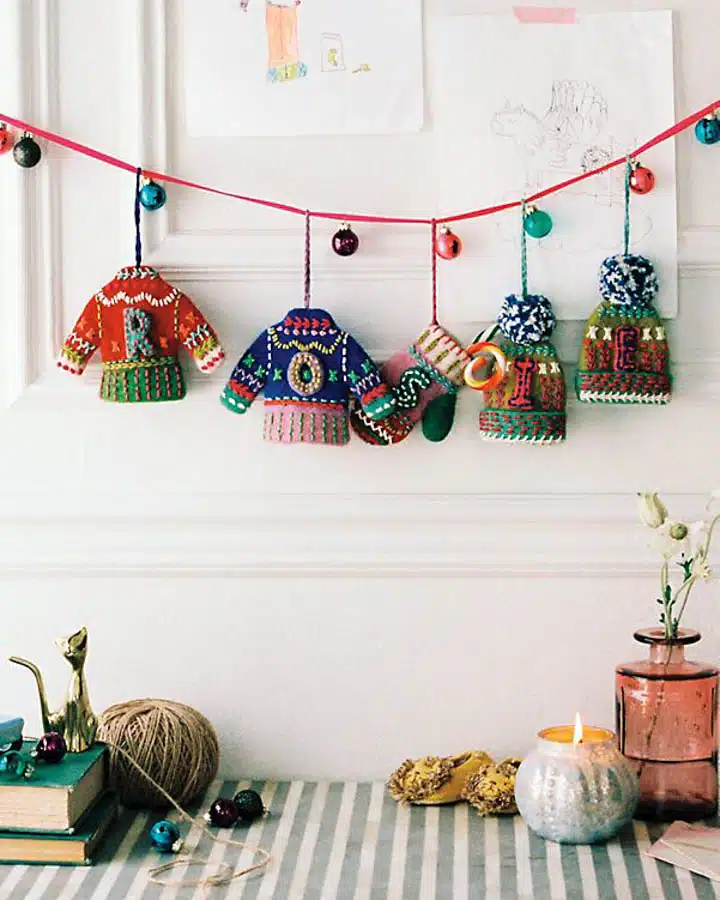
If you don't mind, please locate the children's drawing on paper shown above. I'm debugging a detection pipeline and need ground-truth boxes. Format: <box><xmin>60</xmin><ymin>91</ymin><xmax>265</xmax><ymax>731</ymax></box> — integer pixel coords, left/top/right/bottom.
<box><xmin>240</xmin><ymin>0</ymin><xmax>308</xmax><ymax>84</ymax></box>
<box><xmin>429</xmin><ymin>12</ymin><xmax>676</xmax><ymax>319</ymax></box>
<box><xmin>488</xmin><ymin>81</ymin><xmax>652</xmax><ymax>251</ymax></box>
<box><xmin>185</xmin><ymin>0</ymin><xmax>422</xmax><ymax>134</ymax></box>
<box><xmin>321</xmin><ymin>33</ymin><xmax>345</xmax><ymax>73</ymax></box>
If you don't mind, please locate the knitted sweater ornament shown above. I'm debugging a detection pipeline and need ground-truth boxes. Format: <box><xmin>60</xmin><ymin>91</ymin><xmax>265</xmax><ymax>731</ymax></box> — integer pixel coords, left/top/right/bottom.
<box><xmin>57</xmin><ymin>266</ymin><xmax>225</xmax><ymax>402</ymax></box>
<box><xmin>576</xmin><ymin>254</ymin><xmax>671</xmax><ymax>404</ymax></box>
<box><xmin>350</xmin><ymin>322</ymin><xmax>472</xmax><ymax>445</ymax></box>
<box><xmin>221</xmin><ymin>308</ymin><xmax>396</xmax><ymax>445</ymax></box>
<box><xmin>478</xmin><ymin>294</ymin><xmax>566</xmax><ymax>444</ymax></box>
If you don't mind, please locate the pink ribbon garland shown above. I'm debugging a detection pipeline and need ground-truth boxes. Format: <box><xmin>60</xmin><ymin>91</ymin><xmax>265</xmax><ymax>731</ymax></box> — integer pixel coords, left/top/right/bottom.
<box><xmin>0</xmin><ymin>101</ymin><xmax>717</xmax><ymax>226</ymax></box>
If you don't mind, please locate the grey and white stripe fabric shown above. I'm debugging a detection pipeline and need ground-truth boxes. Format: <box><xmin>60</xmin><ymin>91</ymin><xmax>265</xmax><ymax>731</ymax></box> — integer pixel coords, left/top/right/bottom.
<box><xmin>0</xmin><ymin>780</ymin><xmax>715</xmax><ymax>899</ymax></box>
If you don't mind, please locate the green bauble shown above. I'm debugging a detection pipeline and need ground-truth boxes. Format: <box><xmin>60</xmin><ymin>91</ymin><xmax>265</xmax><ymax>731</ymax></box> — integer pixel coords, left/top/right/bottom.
<box><xmin>233</xmin><ymin>788</ymin><xmax>265</xmax><ymax>823</ymax></box>
<box><xmin>524</xmin><ymin>209</ymin><xmax>553</xmax><ymax>239</ymax></box>
<box><xmin>421</xmin><ymin>392</ymin><xmax>457</xmax><ymax>442</ymax></box>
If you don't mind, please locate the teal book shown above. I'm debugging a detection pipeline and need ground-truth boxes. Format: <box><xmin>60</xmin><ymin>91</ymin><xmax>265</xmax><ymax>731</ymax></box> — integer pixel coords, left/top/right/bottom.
<box><xmin>0</xmin><ymin>741</ymin><xmax>106</xmax><ymax>832</ymax></box>
<box><xmin>0</xmin><ymin>792</ymin><xmax>116</xmax><ymax>865</ymax></box>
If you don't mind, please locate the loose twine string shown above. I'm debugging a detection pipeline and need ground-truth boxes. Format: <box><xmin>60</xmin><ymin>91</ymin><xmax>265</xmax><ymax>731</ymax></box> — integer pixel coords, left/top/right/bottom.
<box><xmin>106</xmin><ymin>742</ymin><xmax>271</xmax><ymax>898</ymax></box>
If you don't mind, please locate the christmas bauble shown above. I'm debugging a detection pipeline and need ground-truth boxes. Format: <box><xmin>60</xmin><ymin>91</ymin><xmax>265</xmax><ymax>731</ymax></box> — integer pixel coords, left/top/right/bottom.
<box><xmin>139</xmin><ymin>181</ymin><xmax>167</xmax><ymax>211</ymax></box>
<box><xmin>629</xmin><ymin>165</ymin><xmax>655</xmax><ymax>195</ymax></box>
<box><xmin>35</xmin><ymin>732</ymin><xmax>67</xmax><ymax>763</ymax></box>
<box><xmin>150</xmin><ymin>820</ymin><xmax>180</xmax><ymax>852</ymax></box>
<box><xmin>523</xmin><ymin>208</ymin><xmax>552</xmax><ymax>239</ymax></box>
<box><xmin>207</xmin><ymin>797</ymin><xmax>239</xmax><ymax>827</ymax></box>
<box><xmin>12</xmin><ymin>135</ymin><xmax>41</xmax><ymax>168</ymax></box>
<box><xmin>0</xmin><ymin>126</ymin><xmax>14</xmax><ymax>155</ymax></box>
<box><xmin>0</xmin><ymin>751</ymin><xmax>33</xmax><ymax>778</ymax></box>
<box><xmin>695</xmin><ymin>116</ymin><xmax>720</xmax><ymax>145</ymax></box>
<box><xmin>435</xmin><ymin>227</ymin><xmax>462</xmax><ymax>260</ymax></box>
<box><xmin>233</xmin><ymin>788</ymin><xmax>265</xmax><ymax>823</ymax></box>
<box><xmin>332</xmin><ymin>224</ymin><xmax>359</xmax><ymax>256</ymax></box>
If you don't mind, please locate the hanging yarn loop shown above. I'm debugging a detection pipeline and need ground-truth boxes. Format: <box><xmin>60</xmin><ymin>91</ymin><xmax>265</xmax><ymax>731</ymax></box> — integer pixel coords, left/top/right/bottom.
<box><xmin>98</xmin><ymin>698</ymin><xmax>219</xmax><ymax>809</ymax></box>
<box><xmin>431</xmin><ymin>218</ymin><xmax>438</xmax><ymax>324</ymax></box>
<box><xmin>303</xmin><ymin>209</ymin><xmax>311</xmax><ymax>308</ymax></box>
<box><xmin>520</xmin><ymin>199</ymin><xmax>529</xmax><ymax>299</ymax></box>
<box><xmin>624</xmin><ymin>155</ymin><xmax>632</xmax><ymax>256</ymax></box>
<box><xmin>134</xmin><ymin>167</ymin><xmax>142</xmax><ymax>267</ymax></box>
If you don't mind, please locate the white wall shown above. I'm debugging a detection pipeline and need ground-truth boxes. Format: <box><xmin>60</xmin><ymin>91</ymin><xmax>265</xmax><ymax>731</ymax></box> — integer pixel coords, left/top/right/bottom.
<box><xmin>1</xmin><ymin>0</ymin><xmax>719</xmax><ymax>779</ymax></box>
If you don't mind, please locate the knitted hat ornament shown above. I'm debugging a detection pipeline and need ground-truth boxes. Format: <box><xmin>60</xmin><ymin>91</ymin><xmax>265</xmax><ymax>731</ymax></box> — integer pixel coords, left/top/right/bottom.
<box><xmin>576</xmin><ymin>159</ymin><xmax>671</xmax><ymax>404</ymax></box>
<box><xmin>221</xmin><ymin>214</ymin><xmax>396</xmax><ymax>445</ymax></box>
<box><xmin>477</xmin><ymin>203</ymin><xmax>566</xmax><ymax>444</ymax></box>
<box><xmin>57</xmin><ymin>170</ymin><xmax>224</xmax><ymax>401</ymax></box>
<box><xmin>350</xmin><ymin>221</ymin><xmax>472</xmax><ymax>445</ymax></box>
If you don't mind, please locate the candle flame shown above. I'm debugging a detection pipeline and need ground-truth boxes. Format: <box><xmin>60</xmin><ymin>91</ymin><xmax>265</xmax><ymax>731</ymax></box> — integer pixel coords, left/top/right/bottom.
<box><xmin>573</xmin><ymin>713</ymin><xmax>583</xmax><ymax>744</ymax></box>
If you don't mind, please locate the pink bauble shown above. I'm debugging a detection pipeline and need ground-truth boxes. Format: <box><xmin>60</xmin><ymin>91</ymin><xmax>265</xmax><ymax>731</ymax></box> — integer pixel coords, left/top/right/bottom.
<box><xmin>0</xmin><ymin>127</ymin><xmax>14</xmax><ymax>155</ymax></box>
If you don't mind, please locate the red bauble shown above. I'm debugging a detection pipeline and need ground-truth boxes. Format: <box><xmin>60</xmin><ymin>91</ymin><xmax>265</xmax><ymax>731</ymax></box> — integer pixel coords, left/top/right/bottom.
<box><xmin>35</xmin><ymin>732</ymin><xmax>67</xmax><ymax>763</ymax></box>
<box><xmin>629</xmin><ymin>166</ymin><xmax>655</xmax><ymax>195</ymax></box>
<box><xmin>332</xmin><ymin>224</ymin><xmax>359</xmax><ymax>257</ymax></box>
<box><xmin>207</xmin><ymin>797</ymin><xmax>239</xmax><ymax>828</ymax></box>
<box><xmin>0</xmin><ymin>126</ymin><xmax>14</xmax><ymax>155</ymax></box>
<box><xmin>435</xmin><ymin>227</ymin><xmax>462</xmax><ymax>260</ymax></box>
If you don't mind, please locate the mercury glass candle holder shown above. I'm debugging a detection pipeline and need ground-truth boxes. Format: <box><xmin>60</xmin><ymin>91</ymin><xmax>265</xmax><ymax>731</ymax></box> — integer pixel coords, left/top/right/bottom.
<box><xmin>515</xmin><ymin>724</ymin><xmax>639</xmax><ymax>844</ymax></box>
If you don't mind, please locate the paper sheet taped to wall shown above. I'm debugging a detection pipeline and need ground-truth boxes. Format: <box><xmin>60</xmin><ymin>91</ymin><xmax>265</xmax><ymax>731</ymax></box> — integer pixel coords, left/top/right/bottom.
<box><xmin>182</xmin><ymin>0</ymin><xmax>423</xmax><ymax>137</ymax></box>
<box><xmin>428</xmin><ymin>11</ymin><xmax>677</xmax><ymax>320</ymax></box>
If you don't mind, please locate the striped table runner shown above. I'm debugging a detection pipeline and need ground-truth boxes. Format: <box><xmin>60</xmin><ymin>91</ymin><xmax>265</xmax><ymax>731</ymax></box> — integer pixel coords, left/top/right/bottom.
<box><xmin>0</xmin><ymin>780</ymin><xmax>716</xmax><ymax>899</ymax></box>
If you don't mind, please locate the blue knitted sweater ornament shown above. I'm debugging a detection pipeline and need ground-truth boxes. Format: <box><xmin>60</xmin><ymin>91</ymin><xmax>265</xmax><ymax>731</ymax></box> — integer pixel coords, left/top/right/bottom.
<box><xmin>577</xmin><ymin>254</ymin><xmax>671</xmax><ymax>404</ymax></box>
<box><xmin>221</xmin><ymin>308</ymin><xmax>396</xmax><ymax>445</ymax></box>
<box><xmin>479</xmin><ymin>293</ymin><xmax>566</xmax><ymax>445</ymax></box>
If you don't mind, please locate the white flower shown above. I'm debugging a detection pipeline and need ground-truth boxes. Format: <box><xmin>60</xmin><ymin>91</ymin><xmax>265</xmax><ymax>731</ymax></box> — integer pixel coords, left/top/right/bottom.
<box><xmin>650</xmin><ymin>520</ymin><xmax>690</xmax><ymax>559</ymax></box>
<box><xmin>638</xmin><ymin>492</ymin><xmax>668</xmax><ymax>529</ymax></box>
<box><xmin>692</xmin><ymin>555</ymin><xmax>713</xmax><ymax>581</ymax></box>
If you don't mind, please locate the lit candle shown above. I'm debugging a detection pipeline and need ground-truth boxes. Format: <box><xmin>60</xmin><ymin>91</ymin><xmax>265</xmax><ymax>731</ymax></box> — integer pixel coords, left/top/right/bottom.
<box><xmin>515</xmin><ymin>714</ymin><xmax>639</xmax><ymax>844</ymax></box>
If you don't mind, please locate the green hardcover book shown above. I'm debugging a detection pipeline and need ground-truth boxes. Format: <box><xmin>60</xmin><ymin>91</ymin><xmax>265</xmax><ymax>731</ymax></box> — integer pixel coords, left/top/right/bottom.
<box><xmin>0</xmin><ymin>741</ymin><xmax>106</xmax><ymax>832</ymax></box>
<box><xmin>0</xmin><ymin>792</ymin><xmax>117</xmax><ymax>865</ymax></box>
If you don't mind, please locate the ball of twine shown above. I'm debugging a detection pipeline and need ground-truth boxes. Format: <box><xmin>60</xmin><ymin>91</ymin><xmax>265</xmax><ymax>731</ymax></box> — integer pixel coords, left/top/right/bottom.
<box><xmin>98</xmin><ymin>699</ymin><xmax>219</xmax><ymax>810</ymax></box>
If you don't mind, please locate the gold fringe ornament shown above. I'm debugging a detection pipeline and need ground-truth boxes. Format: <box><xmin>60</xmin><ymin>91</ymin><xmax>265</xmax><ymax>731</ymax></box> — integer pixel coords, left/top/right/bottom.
<box><xmin>387</xmin><ymin>751</ymin><xmax>493</xmax><ymax>805</ymax></box>
<box><xmin>461</xmin><ymin>757</ymin><xmax>523</xmax><ymax>816</ymax></box>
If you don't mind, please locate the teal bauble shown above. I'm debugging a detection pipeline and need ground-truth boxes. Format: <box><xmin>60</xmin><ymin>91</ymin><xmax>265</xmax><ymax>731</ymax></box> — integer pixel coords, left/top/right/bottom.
<box><xmin>0</xmin><ymin>751</ymin><xmax>32</xmax><ymax>778</ymax></box>
<box><xmin>150</xmin><ymin>820</ymin><xmax>181</xmax><ymax>852</ymax></box>
<box><xmin>524</xmin><ymin>208</ymin><xmax>553</xmax><ymax>239</ymax></box>
<box><xmin>695</xmin><ymin>116</ymin><xmax>720</xmax><ymax>145</ymax></box>
<box><xmin>139</xmin><ymin>181</ymin><xmax>167</xmax><ymax>211</ymax></box>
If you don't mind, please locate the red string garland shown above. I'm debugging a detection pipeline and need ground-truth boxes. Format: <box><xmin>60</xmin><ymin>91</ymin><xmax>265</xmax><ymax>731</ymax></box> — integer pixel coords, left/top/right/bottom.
<box><xmin>0</xmin><ymin>101</ymin><xmax>717</xmax><ymax>226</ymax></box>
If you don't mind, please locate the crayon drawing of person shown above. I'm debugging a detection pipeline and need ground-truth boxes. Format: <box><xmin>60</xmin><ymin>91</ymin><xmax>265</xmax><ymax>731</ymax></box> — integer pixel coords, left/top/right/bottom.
<box><xmin>240</xmin><ymin>0</ymin><xmax>308</xmax><ymax>84</ymax></box>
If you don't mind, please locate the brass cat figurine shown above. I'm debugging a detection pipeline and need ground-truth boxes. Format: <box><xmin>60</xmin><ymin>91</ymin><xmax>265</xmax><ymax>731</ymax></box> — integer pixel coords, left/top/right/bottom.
<box><xmin>9</xmin><ymin>626</ymin><xmax>98</xmax><ymax>752</ymax></box>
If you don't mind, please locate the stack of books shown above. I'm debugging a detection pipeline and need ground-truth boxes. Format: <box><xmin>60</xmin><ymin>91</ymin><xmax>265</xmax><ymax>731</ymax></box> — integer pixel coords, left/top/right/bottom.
<box><xmin>0</xmin><ymin>741</ymin><xmax>116</xmax><ymax>865</ymax></box>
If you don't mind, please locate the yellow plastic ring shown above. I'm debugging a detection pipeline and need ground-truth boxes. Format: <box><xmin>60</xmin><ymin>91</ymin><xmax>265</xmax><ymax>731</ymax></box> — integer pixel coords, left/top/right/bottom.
<box><xmin>463</xmin><ymin>342</ymin><xmax>507</xmax><ymax>391</ymax></box>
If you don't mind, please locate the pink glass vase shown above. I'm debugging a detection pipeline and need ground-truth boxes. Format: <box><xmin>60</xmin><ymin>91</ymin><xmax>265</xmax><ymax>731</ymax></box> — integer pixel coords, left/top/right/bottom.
<box><xmin>616</xmin><ymin>628</ymin><xmax>718</xmax><ymax>821</ymax></box>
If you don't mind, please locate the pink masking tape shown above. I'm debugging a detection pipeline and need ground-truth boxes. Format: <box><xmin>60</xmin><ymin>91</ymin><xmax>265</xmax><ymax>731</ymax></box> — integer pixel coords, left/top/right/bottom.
<box><xmin>513</xmin><ymin>6</ymin><xmax>576</xmax><ymax>23</ymax></box>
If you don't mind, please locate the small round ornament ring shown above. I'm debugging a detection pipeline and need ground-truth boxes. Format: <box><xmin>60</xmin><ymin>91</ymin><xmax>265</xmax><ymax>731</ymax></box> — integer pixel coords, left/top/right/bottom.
<box><xmin>287</xmin><ymin>351</ymin><xmax>324</xmax><ymax>396</ymax></box>
<box><xmin>463</xmin><ymin>342</ymin><xmax>507</xmax><ymax>391</ymax></box>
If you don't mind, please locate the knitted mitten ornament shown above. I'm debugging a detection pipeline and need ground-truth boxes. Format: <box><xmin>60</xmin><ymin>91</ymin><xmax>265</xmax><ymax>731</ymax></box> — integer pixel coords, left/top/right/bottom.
<box><xmin>221</xmin><ymin>308</ymin><xmax>396</xmax><ymax>445</ymax></box>
<box><xmin>350</xmin><ymin>323</ymin><xmax>472</xmax><ymax>445</ymax></box>
<box><xmin>478</xmin><ymin>294</ymin><xmax>566</xmax><ymax>444</ymax></box>
<box><xmin>57</xmin><ymin>266</ymin><xmax>225</xmax><ymax>402</ymax></box>
<box><xmin>461</xmin><ymin>758</ymin><xmax>522</xmax><ymax>816</ymax></box>
<box><xmin>576</xmin><ymin>254</ymin><xmax>671</xmax><ymax>404</ymax></box>
<box><xmin>388</xmin><ymin>751</ymin><xmax>493</xmax><ymax>805</ymax></box>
